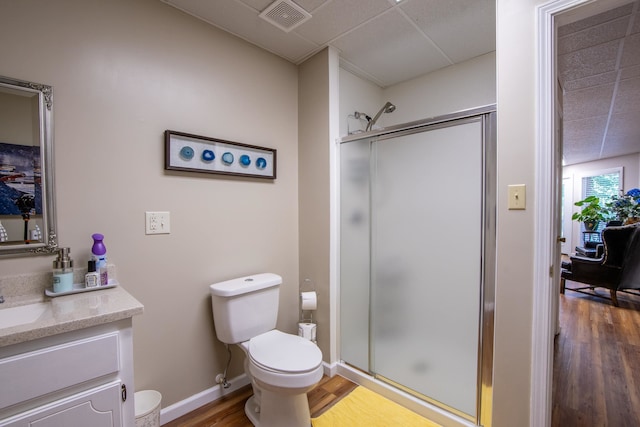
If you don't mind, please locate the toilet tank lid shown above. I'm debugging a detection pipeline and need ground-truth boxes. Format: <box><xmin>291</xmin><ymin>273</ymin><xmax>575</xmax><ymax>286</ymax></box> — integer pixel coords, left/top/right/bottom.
<box><xmin>209</xmin><ymin>273</ymin><xmax>282</xmax><ymax>297</ymax></box>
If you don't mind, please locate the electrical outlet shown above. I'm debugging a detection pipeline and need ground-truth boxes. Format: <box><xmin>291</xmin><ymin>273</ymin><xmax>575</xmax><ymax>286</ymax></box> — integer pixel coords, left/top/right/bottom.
<box><xmin>145</xmin><ymin>211</ymin><xmax>171</xmax><ymax>235</ymax></box>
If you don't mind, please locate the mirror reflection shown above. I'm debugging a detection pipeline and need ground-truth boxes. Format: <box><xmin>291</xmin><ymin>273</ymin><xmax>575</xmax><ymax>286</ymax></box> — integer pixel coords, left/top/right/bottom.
<box><xmin>0</xmin><ymin>76</ymin><xmax>57</xmax><ymax>256</ymax></box>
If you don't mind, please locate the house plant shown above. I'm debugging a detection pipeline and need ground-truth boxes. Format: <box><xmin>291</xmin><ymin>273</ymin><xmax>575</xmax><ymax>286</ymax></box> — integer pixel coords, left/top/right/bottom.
<box><xmin>605</xmin><ymin>188</ymin><xmax>640</xmax><ymax>225</ymax></box>
<box><xmin>572</xmin><ymin>195</ymin><xmax>609</xmax><ymax>230</ymax></box>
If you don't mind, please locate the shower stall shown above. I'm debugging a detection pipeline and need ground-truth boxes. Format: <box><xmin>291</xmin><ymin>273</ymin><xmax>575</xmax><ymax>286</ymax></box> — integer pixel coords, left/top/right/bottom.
<box><xmin>339</xmin><ymin>106</ymin><xmax>496</xmax><ymax>425</ymax></box>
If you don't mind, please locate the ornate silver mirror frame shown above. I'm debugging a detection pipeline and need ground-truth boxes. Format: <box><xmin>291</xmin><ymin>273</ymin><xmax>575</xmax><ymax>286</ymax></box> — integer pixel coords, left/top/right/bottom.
<box><xmin>0</xmin><ymin>75</ymin><xmax>57</xmax><ymax>256</ymax></box>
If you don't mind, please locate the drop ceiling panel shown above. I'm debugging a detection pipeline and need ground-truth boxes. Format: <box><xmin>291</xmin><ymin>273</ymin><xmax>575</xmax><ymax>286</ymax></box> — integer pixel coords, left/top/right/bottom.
<box><xmin>612</xmin><ymin>75</ymin><xmax>640</xmax><ymax>115</ymax></box>
<box><xmin>558</xmin><ymin>16</ymin><xmax>629</xmax><ymax>55</ymax></box>
<box><xmin>563</xmin><ymin>116</ymin><xmax>608</xmax><ymax>165</ymax></box>
<box><xmin>606</xmin><ymin>112</ymin><xmax>640</xmax><ymax>147</ymax></box>
<box><xmin>633</xmin><ymin>8</ymin><xmax>640</xmax><ymax>33</ymax></box>
<box><xmin>294</xmin><ymin>0</ymin><xmax>391</xmax><ymax>45</ymax></box>
<box><xmin>287</xmin><ymin>0</ymin><xmax>327</xmax><ymax>12</ymax></box>
<box><xmin>562</xmin><ymin>71</ymin><xmax>618</xmax><ymax>91</ymax></box>
<box><xmin>332</xmin><ymin>9</ymin><xmax>451</xmax><ymax>86</ymax></box>
<box><xmin>164</xmin><ymin>0</ymin><xmax>318</xmax><ymax>62</ymax></box>
<box><xmin>562</xmin><ymin>83</ymin><xmax>614</xmax><ymax>121</ymax></box>
<box><xmin>559</xmin><ymin>39</ymin><xmax>621</xmax><ymax>83</ymax></box>
<box><xmin>620</xmin><ymin>32</ymin><xmax>640</xmax><ymax>68</ymax></box>
<box><xmin>621</xmin><ymin>63</ymin><xmax>640</xmax><ymax>79</ymax></box>
<box><xmin>558</xmin><ymin>3</ymin><xmax>634</xmax><ymax>37</ymax></box>
<box><xmin>400</xmin><ymin>0</ymin><xmax>495</xmax><ymax>63</ymax></box>
<box><xmin>238</xmin><ymin>0</ymin><xmax>272</xmax><ymax>10</ymax></box>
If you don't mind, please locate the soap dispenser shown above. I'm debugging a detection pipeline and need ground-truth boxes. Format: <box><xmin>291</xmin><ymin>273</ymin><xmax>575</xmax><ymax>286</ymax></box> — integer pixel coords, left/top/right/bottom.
<box><xmin>52</xmin><ymin>247</ymin><xmax>74</xmax><ymax>293</ymax></box>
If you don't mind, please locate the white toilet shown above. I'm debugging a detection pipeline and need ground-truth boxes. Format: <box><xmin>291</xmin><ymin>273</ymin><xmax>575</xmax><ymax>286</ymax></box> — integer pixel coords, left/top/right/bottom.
<box><xmin>209</xmin><ymin>273</ymin><xmax>323</xmax><ymax>427</ymax></box>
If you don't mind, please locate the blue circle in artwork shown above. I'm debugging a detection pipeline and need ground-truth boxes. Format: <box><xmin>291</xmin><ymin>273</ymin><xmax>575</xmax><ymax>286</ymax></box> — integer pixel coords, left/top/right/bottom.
<box><xmin>179</xmin><ymin>146</ymin><xmax>194</xmax><ymax>160</ymax></box>
<box><xmin>222</xmin><ymin>152</ymin><xmax>234</xmax><ymax>165</ymax></box>
<box><xmin>240</xmin><ymin>154</ymin><xmax>251</xmax><ymax>166</ymax></box>
<box><xmin>201</xmin><ymin>149</ymin><xmax>215</xmax><ymax>162</ymax></box>
<box><xmin>256</xmin><ymin>157</ymin><xmax>267</xmax><ymax>169</ymax></box>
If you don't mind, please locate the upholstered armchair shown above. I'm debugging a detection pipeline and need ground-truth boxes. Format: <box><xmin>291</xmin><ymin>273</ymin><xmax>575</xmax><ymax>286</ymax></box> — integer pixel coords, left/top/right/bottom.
<box><xmin>561</xmin><ymin>223</ymin><xmax>640</xmax><ymax>306</ymax></box>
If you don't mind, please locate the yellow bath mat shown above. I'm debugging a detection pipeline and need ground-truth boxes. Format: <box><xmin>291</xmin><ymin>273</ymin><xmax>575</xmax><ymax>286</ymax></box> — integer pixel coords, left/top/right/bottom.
<box><xmin>311</xmin><ymin>386</ymin><xmax>441</xmax><ymax>427</ymax></box>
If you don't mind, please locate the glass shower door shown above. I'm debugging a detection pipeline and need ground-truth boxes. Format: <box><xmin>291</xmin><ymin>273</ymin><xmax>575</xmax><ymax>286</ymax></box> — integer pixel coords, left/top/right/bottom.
<box><xmin>370</xmin><ymin>119</ymin><xmax>483</xmax><ymax>418</ymax></box>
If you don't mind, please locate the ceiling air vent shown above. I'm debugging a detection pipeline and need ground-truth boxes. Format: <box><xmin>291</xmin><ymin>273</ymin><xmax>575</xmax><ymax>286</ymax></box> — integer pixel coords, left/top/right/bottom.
<box><xmin>259</xmin><ymin>0</ymin><xmax>311</xmax><ymax>33</ymax></box>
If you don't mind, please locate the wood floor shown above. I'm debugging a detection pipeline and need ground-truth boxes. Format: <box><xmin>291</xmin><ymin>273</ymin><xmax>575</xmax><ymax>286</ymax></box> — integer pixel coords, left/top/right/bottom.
<box><xmin>552</xmin><ymin>287</ymin><xmax>640</xmax><ymax>426</ymax></box>
<box><xmin>163</xmin><ymin>374</ymin><xmax>358</xmax><ymax>427</ymax></box>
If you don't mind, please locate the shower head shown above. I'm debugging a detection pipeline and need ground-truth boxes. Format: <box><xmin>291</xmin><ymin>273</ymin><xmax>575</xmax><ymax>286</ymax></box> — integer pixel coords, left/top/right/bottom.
<box><xmin>382</xmin><ymin>102</ymin><xmax>396</xmax><ymax>114</ymax></box>
<box><xmin>366</xmin><ymin>101</ymin><xmax>396</xmax><ymax>131</ymax></box>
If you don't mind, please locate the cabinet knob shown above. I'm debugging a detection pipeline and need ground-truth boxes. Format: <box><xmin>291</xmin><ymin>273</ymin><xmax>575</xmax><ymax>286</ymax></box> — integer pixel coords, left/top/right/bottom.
<box><xmin>121</xmin><ymin>384</ymin><xmax>127</xmax><ymax>402</ymax></box>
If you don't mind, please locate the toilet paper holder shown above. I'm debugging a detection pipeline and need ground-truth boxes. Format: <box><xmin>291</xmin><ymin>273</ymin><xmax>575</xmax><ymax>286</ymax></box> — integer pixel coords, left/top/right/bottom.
<box><xmin>299</xmin><ymin>278</ymin><xmax>316</xmax><ymax>323</ymax></box>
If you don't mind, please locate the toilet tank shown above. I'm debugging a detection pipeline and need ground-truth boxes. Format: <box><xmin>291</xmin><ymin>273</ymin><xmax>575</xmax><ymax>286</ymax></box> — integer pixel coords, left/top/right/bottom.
<box><xmin>209</xmin><ymin>273</ymin><xmax>282</xmax><ymax>344</ymax></box>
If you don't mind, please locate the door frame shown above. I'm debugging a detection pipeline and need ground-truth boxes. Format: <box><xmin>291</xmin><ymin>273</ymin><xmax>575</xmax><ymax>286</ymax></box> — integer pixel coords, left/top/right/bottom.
<box><xmin>532</xmin><ymin>0</ymin><xmax>631</xmax><ymax>425</ymax></box>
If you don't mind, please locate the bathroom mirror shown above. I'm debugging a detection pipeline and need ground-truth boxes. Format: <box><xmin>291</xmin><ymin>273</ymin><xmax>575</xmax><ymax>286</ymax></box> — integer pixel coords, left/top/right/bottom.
<box><xmin>0</xmin><ymin>75</ymin><xmax>57</xmax><ymax>256</ymax></box>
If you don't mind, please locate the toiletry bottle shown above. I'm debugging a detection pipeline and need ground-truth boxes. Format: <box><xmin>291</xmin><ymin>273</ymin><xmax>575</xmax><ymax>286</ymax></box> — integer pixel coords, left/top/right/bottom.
<box><xmin>91</xmin><ymin>233</ymin><xmax>108</xmax><ymax>286</ymax></box>
<box><xmin>52</xmin><ymin>247</ymin><xmax>74</xmax><ymax>293</ymax></box>
<box><xmin>85</xmin><ymin>260</ymin><xmax>100</xmax><ymax>288</ymax></box>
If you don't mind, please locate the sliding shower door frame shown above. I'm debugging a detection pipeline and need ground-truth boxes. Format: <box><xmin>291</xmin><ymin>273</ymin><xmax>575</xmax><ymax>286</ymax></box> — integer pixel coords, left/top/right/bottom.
<box><xmin>339</xmin><ymin>105</ymin><xmax>496</xmax><ymax>427</ymax></box>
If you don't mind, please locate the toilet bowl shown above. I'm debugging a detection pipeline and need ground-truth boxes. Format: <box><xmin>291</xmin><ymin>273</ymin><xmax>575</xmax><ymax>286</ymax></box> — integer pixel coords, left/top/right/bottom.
<box><xmin>240</xmin><ymin>330</ymin><xmax>323</xmax><ymax>427</ymax></box>
<box><xmin>209</xmin><ymin>274</ymin><xmax>324</xmax><ymax>427</ymax></box>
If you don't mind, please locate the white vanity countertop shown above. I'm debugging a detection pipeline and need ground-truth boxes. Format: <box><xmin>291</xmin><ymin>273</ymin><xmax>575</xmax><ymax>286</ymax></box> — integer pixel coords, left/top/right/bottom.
<box><xmin>0</xmin><ymin>286</ymin><xmax>144</xmax><ymax>347</ymax></box>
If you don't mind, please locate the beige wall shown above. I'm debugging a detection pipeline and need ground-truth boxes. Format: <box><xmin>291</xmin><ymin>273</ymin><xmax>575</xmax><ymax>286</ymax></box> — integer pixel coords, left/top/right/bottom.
<box><xmin>339</xmin><ymin>68</ymin><xmax>383</xmax><ymax>137</ymax></box>
<box><xmin>298</xmin><ymin>50</ymin><xmax>331</xmax><ymax>356</ymax></box>
<box><xmin>384</xmin><ymin>52</ymin><xmax>497</xmax><ymax>124</ymax></box>
<box><xmin>339</xmin><ymin>52</ymin><xmax>496</xmax><ymax>137</ymax></box>
<box><xmin>0</xmin><ymin>0</ymin><xmax>299</xmax><ymax>407</ymax></box>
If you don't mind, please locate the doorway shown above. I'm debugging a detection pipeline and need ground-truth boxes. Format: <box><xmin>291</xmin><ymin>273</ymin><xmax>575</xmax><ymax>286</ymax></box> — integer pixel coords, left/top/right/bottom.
<box><xmin>535</xmin><ymin>0</ymin><xmax>640</xmax><ymax>425</ymax></box>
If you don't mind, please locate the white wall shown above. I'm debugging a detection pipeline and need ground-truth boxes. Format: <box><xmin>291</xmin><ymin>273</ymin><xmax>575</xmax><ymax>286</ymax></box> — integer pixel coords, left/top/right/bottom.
<box><xmin>0</xmin><ymin>0</ymin><xmax>299</xmax><ymax>408</ymax></box>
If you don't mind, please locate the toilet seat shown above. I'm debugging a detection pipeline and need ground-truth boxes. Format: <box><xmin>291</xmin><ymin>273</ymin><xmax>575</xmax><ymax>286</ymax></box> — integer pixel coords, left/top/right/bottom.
<box><xmin>248</xmin><ymin>330</ymin><xmax>322</xmax><ymax>373</ymax></box>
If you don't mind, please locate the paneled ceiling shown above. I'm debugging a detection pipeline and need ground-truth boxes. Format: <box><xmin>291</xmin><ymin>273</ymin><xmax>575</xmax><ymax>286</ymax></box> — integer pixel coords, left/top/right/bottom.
<box><xmin>161</xmin><ymin>0</ymin><xmax>495</xmax><ymax>88</ymax></box>
<box><xmin>161</xmin><ymin>0</ymin><xmax>640</xmax><ymax>166</ymax></box>
<box><xmin>559</xmin><ymin>0</ymin><xmax>640</xmax><ymax>166</ymax></box>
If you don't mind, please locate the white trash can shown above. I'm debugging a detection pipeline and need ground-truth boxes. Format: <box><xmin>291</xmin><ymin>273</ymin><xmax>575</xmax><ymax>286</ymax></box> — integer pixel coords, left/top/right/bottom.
<box><xmin>135</xmin><ymin>390</ymin><xmax>162</xmax><ymax>427</ymax></box>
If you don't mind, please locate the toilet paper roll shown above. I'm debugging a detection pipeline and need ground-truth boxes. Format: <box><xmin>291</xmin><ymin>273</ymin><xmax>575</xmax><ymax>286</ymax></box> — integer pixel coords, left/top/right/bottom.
<box><xmin>300</xmin><ymin>291</ymin><xmax>317</xmax><ymax>311</ymax></box>
<box><xmin>298</xmin><ymin>322</ymin><xmax>317</xmax><ymax>342</ymax></box>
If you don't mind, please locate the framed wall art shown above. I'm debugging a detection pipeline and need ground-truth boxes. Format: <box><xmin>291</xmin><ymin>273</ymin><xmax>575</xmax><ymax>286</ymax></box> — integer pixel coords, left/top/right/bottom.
<box><xmin>164</xmin><ymin>130</ymin><xmax>276</xmax><ymax>179</ymax></box>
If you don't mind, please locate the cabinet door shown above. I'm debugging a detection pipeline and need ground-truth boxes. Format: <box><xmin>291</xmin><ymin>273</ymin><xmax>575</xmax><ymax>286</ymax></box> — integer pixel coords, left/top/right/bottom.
<box><xmin>1</xmin><ymin>381</ymin><xmax>122</xmax><ymax>427</ymax></box>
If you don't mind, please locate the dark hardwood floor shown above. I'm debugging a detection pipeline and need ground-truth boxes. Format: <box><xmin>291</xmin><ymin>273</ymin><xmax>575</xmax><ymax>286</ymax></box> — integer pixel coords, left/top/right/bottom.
<box><xmin>552</xmin><ymin>287</ymin><xmax>640</xmax><ymax>426</ymax></box>
<box><xmin>163</xmin><ymin>374</ymin><xmax>358</xmax><ymax>427</ymax></box>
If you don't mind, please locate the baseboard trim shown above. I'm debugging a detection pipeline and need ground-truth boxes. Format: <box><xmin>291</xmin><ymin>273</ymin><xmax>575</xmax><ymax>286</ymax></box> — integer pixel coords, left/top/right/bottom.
<box><xmin>322</xmin><ymin>360</ymin><xmax>338</xmax><ymax>377</ymax></box>
<box><xmin>159</xmin><ymin>373</ymin><xmax>250</xmax><ymax>425</ymax></box>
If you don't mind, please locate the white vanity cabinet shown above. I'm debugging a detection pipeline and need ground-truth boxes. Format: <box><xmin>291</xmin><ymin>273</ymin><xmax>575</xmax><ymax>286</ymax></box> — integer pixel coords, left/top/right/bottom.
<box><xmin>0</xmin><ymin>319</ymin><xmax>136</xmax><ymax>427</ymax></box>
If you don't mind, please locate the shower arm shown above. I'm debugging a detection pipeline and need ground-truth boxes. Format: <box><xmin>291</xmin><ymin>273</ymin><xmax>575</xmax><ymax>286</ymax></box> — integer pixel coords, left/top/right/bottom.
<box><xmin>366</xmin><ymin>102</ymin><xmax>396</xmax><ymax>131</ymax></box>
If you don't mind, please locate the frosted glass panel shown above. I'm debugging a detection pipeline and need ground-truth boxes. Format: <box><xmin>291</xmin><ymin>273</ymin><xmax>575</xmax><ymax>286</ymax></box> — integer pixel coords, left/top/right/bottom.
<box><xmin>371</xmin><ymin>120</ymin><xmax>482</xmax><ymax>417</ymax></box>
<box><xmin>339</xmin><ymin>139</ymin><xmax>371</xmax><ymax>371</ymax></box>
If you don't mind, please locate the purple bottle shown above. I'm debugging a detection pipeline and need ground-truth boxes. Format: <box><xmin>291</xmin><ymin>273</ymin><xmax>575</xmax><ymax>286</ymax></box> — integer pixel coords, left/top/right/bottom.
<box><xmin>91</xmin><ymin>233</ymin><xmax>108</xmax><ymax>286</ymax></box>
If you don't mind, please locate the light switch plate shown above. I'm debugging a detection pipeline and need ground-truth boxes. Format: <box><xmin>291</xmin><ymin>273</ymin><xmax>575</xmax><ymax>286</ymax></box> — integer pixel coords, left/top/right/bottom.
<box><xmin>145</xmin><ymin>211</ymin><xmax>171</xmax><ymax>234</ymax></box>
<box><xmin>508</xmin><ymin>185</ymin><xmax>526</xmax><ymax>210</ymax></box>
